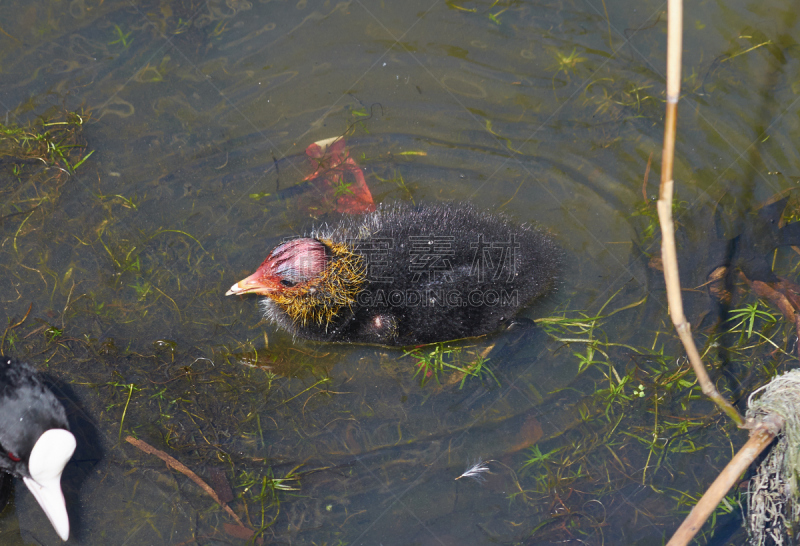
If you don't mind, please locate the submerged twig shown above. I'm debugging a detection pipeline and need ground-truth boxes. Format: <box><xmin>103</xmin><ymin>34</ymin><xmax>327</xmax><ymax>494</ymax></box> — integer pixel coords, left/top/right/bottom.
<box><xmin>125</xmin><ymin>436</ymin><xmax>248</xmax><ymax>529</ymax></box>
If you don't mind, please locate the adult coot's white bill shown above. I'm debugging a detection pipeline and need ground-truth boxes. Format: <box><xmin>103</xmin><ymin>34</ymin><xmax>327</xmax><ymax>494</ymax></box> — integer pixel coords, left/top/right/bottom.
<box><xmin>0</xmin><ymin>357</ymin><xmax>76</xmax><ymax>541</ymax></box>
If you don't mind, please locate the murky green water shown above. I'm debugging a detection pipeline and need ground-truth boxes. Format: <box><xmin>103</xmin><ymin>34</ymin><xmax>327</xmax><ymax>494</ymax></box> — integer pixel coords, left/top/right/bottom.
<box><xmin>1</xmin><ymin>0</ymin><xmax>800</xmax><ymax>544</ymax></box>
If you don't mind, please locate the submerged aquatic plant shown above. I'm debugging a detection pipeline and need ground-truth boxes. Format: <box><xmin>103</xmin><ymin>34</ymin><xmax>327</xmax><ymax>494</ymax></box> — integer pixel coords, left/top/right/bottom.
<box><xmin>0</xmin><ymin>107</ymin><xmax>94</xmax><ymax>175</ymax></box>
<box><xmin>404</xmin><ymin>343</ymin><xmax>498</xmax><ymax>387</ymax></box>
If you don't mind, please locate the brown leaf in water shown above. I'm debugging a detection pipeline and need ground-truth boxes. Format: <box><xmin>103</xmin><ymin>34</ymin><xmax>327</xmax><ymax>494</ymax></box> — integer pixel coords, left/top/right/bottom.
<box><xmin>750</xmin><ymin>281</ymin><xmax>796</xmax><ymax>324</ymax></box>
<box><xmin>648</xmin><ymin>255</ymin><xmax>663</xmax><ymax>272</ymax></box>
<box><xmin>208</xmin><ymin>468</ymin><xmax>234</xmax><ymax>504</ymax></box>
<box><xmin>508</xmin><ymin>413</ymin><xmax>544</xmax><ymax>453</ymax></box>
<box><xmin>300</xmin><ymin>137</ymin><xmax>375</xmax><ymax>215</ymax></box>
<box><xmin>707</xmin><ymin>266</ymin><xmax>731</xmax><ymax>304</ymax></box>
<box><xmin>223</xmin><ymin>522</ymin><xmax>255</xmax><ymax>540</ymax></box>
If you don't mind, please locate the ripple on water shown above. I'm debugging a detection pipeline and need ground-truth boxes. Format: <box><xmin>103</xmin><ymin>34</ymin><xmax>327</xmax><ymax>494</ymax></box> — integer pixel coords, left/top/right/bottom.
<box><xmin>440</xmin><ymin>74</ymin><xmax>487</xmax><ymax>99</ymax></box>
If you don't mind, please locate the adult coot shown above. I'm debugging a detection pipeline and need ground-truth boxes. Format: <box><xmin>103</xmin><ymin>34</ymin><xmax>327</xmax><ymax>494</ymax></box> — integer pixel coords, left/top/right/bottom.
<box><xmin>0</xmin><ymin>357</ymin><xmax>75</xmax><ymax>541</ymax></box>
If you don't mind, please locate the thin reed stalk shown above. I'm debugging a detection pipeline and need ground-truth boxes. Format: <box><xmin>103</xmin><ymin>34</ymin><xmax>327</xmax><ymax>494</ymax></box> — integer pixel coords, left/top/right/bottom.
<box><xmin>656</xmin><ymin>0</ymin><xmax>743</xmax><ymax>426</ymax></box>
<box><xmin>659</xmin><ymin>2</ymin><xmax>784</xmax><ymax>544</ymax></box>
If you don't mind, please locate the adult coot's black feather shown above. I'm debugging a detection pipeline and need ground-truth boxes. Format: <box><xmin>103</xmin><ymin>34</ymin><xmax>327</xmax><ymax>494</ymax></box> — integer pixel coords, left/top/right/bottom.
<box><xmin>0</xmin><ymin>357</ymin><xmax>75</xmax><ymax>541</ymax></box>
<box><xmin>227</xmin><ymin>202</ymin><xmax>560</xmax><ymax>345</ymax></box>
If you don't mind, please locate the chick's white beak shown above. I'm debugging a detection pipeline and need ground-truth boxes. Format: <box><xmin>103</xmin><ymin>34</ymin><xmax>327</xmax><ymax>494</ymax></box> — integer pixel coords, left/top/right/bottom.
<box><xmin>22</xmin><ymin>429</ymin><xmax>76</xmax><ymax>541</ymax></box>
<box><xmin>225</xmin><ymin>282</ymin><xmax>246</xmax><ymax>296</ymax></box>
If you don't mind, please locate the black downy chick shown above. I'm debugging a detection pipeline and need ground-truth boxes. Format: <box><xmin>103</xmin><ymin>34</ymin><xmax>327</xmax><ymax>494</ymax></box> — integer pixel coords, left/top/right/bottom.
<box><xmin>227</xmin><ymin>202</ymin><xmax>560</xmax><ymax>345</ymax></box>
<box><xmin>0</xmin><ymin>357</ymin><xmax>75</xmax><ymax>541</ymax></box>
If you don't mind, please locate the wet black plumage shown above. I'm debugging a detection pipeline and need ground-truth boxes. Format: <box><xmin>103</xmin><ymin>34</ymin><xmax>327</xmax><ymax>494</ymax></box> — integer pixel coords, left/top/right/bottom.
<box><xmin>0</xmin><ymin>357</ymin><xmax>75</xmax><ymax>541</ymax></box>
<box><xmin>227</xmin><ymin>202</ymin><xmax>560</xmax><ymax>345</ymax></box>
<box><xmin>0</xmin><ymin>359</ymin><xmax>69</xmax><ymax>470</ymax></box>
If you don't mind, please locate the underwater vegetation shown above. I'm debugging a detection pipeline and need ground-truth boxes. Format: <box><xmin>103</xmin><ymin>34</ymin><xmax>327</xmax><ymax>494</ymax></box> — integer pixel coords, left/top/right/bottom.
<box><xmin>1</xmin><ymin>94</ymin><xmax>797</xmax><ymax>544</ymax></box>
<box><xmin>0</xmin><ymin>105</ymin><xmax>94</xmax><ymax>240</ymax></box>
<box><xmin>0</xmin><ymin>0</ymin><xmax>794</xmax><ymax>539</ymax></box>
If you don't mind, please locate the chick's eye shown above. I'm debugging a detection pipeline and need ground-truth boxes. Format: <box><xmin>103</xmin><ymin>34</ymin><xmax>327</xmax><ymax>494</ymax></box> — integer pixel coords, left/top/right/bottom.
<box><xmin>280</xmin><ymin>279</ymin><xmax>296</xmax><ymax>287</ymax></box>
<box><xmin>7</xmin><ymin>452</ymin><xmax>20</xmax><ymax>462</ymax></box>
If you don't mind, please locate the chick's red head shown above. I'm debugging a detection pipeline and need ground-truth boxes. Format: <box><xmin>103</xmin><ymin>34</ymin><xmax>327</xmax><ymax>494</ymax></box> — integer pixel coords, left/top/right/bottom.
<box><xmin>226</xmin><ymin>238</ymin><xmax>329</xmax><ymax>296</ymax></box>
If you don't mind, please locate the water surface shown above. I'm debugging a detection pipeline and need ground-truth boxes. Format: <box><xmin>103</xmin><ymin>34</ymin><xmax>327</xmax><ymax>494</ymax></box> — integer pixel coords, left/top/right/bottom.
<box><xmin>1</xmin><ymin>0</ymin><xmax>800</xmax><ymax>544</ymax></box>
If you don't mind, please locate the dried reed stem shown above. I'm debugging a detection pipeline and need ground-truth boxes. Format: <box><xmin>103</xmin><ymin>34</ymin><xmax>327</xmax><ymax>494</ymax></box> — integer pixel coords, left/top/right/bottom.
<box><xmin>666</xmin><ymin>426</ymin><xmax>777</xmax><ymax>546</ymax></box>
<box><xmin>659</xmin><ymin>0</ymin><xmax>771</xmax><ymax>543</ymax></box>
<box><xmin>656</xmin><ymin>0</ymin><xmax>743</xmax><ymax>427</ymax></box>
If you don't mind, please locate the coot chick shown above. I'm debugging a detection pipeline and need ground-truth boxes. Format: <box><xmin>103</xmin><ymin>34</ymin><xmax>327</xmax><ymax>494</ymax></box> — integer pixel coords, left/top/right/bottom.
<box><xmin>0</xmin><ymin>357</ymin><xmax>75</xmax><ymax>541</ymax></box>
<box><xmin>227</xmin><ymin>202</ymin><xmax>560</xmax><ymax>346</ymax></box>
